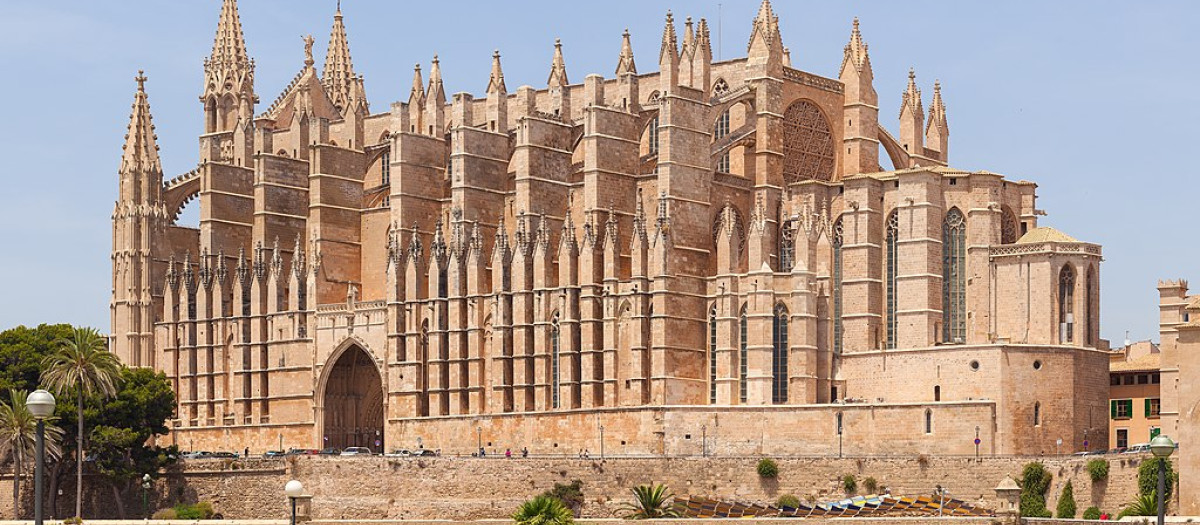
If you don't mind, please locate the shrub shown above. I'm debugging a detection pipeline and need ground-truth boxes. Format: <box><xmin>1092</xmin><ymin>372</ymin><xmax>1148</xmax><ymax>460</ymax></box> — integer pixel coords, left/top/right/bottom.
<box><xmin>542</xmin><ymin>479</ymin><xmax>585</xmax><ymax>514</ymax></box>
<box><xmin>757</xmin><ymin>458</ymin><xmax>779</xmax><ymax>479</ymax></box>
<box><xmin>1117</xmin><ymin>493</ymin><xmax>1158</xmax><ymax>518</ymax></box>
<box><xmin>1082</xmin><ymin>506</ymin><xmax>1102</xmax><ymax>520</ymax></box>
<box><xmin>513</xmin><ymin>494</ymin><xmax>574</xmax><ymax>525</ymax></box>
<box><xmin>1086</xmin><ymin>459</ymin><xmax>1109</xmax><ymax>482</ymax></box>
<box><xmin>842</xmin><ymin>475</ymin><xmax>857</xmax><ymax>494</ymax></box>
<box><xmin>619</xmin><ymin>484</ymin><xmax>681</xmax><ymax>519</ymax></box>
<box><xmin>776</xmin><ymin>494</ymin><xmax>801</xmax><ymax>509</ymax></box>
<box><xmin>63</xmin><ymin>518</ymin><xmax>82</xmax><ymax>525</ymax></box>
<box><xmin>152</xmin><ymin>509</ymin><xmax>178</xmax><ymax>520</ymax></box>
<box><xmin>1137</xmin><ymin>458</ymin><xmax>1177</xmax><ymax>502</ymax></box>
<box><xmin>1056</xmin><ymin>481</ymin><xmax>1077</xmax><ymax>518</ymax></box>
<box><xmin>1018</xmin><ymin>462</ymin><xmax>1052</xmax><ymax>518</ymax></box>
<box><xmin>174</xmin><ymin>502</ymin><xmax>216</xmax><ymax>520</ymax></box>
<box><xmin>863</xmin><ymin>476</ymin><xmax>879</xmax><ymax>494</ymax></box>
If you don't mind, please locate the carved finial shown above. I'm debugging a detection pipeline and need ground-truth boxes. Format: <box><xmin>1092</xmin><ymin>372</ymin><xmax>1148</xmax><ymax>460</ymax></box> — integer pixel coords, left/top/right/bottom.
<box><xmin>303</xmin><ymin>34</ymin><xmax>315</xmax><ymax>66</ymax></box>
<box><xmin>135</xmin><ymin>70</ymin><xmax>147</xmax><ymax>92</ymax></box>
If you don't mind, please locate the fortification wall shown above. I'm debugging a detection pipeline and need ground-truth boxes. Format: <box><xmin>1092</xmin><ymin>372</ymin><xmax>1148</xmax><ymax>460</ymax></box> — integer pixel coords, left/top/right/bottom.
<box><xmin>0</xmin><ymin>454</ymin><xmax>1166</xmax><ymax>521</ymax></box>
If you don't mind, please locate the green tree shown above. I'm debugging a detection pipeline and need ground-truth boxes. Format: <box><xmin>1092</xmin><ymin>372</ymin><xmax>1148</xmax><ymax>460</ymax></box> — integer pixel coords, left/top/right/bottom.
<box><xmin>40</xmin><ymin>327</ymin><xmax>122</xmax><ymax>520</ymax></box>
<box><xmin>513</xmin><ymin>494</ymin><xmax>574</xmax><ymax>525</ymax></box>
<box><xmin>619</xmin><ymin>484</ymin><xmax>681</xmax><ymax>519</ymax></box>
<box><xmin>1019</xmin><ymin>462</ymin><xmax>1053</xmax><ymax>518</ymax></box>
<box><xmin>1118</xmin><ymin>493</ymin><xmax>1158</xmax><ymax>518</ymax></box>
<box><xmin>0</xmin><ymin>390</ymin><xmax>63</xmax><ymax>518</ymax></box>
<box><xmin>86</xmin><ymin>367</ymin><xmax>177</xmax><ymax>518</ymax></box>
<box><xmin>1056</xmin><ymin>481</ymin><xmax>1077</xmax><ymax>518</ymax></box>
<box><xmin>540</xmin><ymin>479</ymin><xmax>584</xmax><ymax>515</ymax></box>
<box><xmin>756</xmin><ymin>458</ymin><xmax>779</xmax><ymax>478</ymax></box>
<box><xmin>1137</xmin><ymin>458</ymin><xmax>1177</xmax><ymax>502</ymax></box>
<box><xmin>0</xmin><ymin>324</ymin><xmax>74</xmax><ymax>393</ymax></box>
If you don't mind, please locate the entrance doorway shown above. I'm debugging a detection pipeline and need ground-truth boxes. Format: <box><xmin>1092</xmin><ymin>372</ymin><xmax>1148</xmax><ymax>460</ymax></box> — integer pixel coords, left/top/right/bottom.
<box><xmin>322</xmin><ymin>345</ymin><xmax>384</xmax><ymax>451</ymax></box>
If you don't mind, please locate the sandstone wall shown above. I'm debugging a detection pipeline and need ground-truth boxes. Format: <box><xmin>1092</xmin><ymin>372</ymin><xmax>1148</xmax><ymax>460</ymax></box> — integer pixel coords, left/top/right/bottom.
<box><xmin>0</xmin><ymin>454</ymin><xmax>1167</xmax><ymax>521</ymax></box>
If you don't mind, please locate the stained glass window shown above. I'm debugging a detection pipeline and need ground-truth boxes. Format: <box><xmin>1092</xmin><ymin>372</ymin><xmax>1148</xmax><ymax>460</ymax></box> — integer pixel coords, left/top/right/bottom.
<box><xmin>772</xmin><ymin>304</ymin><xmax>789</xmax><ymax>404</ymax></box>
<box><xmin>551</xmin><ymin>313</ymin><xmax>561</xmax><ymax>409</ymax></box>
<box><xmin>885</xmin><ymin>211</ymin><xmax>899</xmax><ymax>349</ymax></box>
<box><xmin>832</xmin><ymin>217</ymin><xmax>844</xmax><ymax>354</ymax></box>
<box><xmin>782</xmin><ymin>100</ymin><xmax>835</xmax><ymax>183</ymax></box>
<box><xmin>1059</xmin><ymin>264</ymin><xmax>1076</xmax><ymax>343</ymax></box>
<box><xmin>739</xmin><ymin>304</ymin><xmax>748</xmax><ymax>403</ymax></box>
<box><xmin>709</xmin><ymin>305</ymin><xmax>718</xmax><ymax>404</ymax></box>
<box><xmin>942</xmin><ymin>208</ymin><xmax>966</xmax><ymax>344</ymax></box>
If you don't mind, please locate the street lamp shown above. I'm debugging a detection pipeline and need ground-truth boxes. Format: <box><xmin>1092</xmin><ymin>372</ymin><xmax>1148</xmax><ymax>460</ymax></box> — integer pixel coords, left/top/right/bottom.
<box><xmin>284</xmin><ymin>480</ymin><xmax>304</xmax><ymax>525</ymax></box>
<box><xmin>27</xmin><ymin>389</ymin><xmax>55</xmax><ymax>525</ymax></box>
<box><xmin>142</xmin><ymin>474</ymin><xmax>152</xmax><ymax>517</ymax></box>
<box><xmin>1150</xmin><ymin>434</ymin><xmax>1176</xmax><ymax>525</ymax></box>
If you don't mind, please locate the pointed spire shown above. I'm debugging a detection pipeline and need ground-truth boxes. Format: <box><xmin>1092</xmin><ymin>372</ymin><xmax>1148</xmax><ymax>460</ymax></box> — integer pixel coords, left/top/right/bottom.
<box><xmin>616</xmin><ymin>29</ymin><xmax>637</xmax><ymax>76</ymax></box>
<box><xmin>548</xmin><ymin>39</ymin><xmax>569</xmax><ymax>87</ymax></box>
<box><xmin>210</xmin><ymin>0</ymin><xmax>250</xmax><ymax>68</ymax></box>
<box><xmin>121</xmin><ymin>71</ymin><xmax>162</xmax><ymax>178</ymax></box>
<box><xmin>659</xmin><ymin>11</ymin><xmax>678</xmax><ymax>65</ymax></box>
<box><xmin>841</xmin><ymin>17</ymin><xmax>871</xmax><ymax>75</ymax></box>
<box><xmin>322</xmin><ymin>2</ymin><xmax>361</xmax><ymax>114</ymax></box>
<box><xmin>747</xmin><ymin>0</ymin><xmax>780</xmax><ymax>52</ymax></box>
<box><xmin>427</xmin><ymin>54</ymin><xmax>445</xmax><ymax>102</ymax></box>
<box><xmin>900</xmin><ymin>68</ymin><xmax>923</xmax><ymax>118</ymax></box>
<box><xmin>487</xmin><ymin>50</ymin><xmax>507</xmax><ymax>94</ymax></box>
<box><xmin>409</xmin><ymin>63</ymin><xmax>425</xmax><ymax>104</ymax></box>
<box><xmin>929</xmin><ymin>80</ymin><xmax>947</xmax><ymax>127</ymax></box>
<box><xmin>632</xmin><ymin>191</ymin><xmax>649</xmax><ymax>242</ymax></box>
<box><xmin>407</xmin><ymin>223</ymin><xmax>423</xmax><ymax>263</ymax></box>
<box><xmin>493</xmin><ymin>213</ymin><xmax>510</xmax><ymax>257</ymax></box>
<box><xmin>695</xmin><ymin>18</ymin><xmax>712</xmax><ymax>58</ymax></box>
<box><xmin>681</xmin><ymin>16</ymin><xmax>695</xmax><ymax>58</ymax></box>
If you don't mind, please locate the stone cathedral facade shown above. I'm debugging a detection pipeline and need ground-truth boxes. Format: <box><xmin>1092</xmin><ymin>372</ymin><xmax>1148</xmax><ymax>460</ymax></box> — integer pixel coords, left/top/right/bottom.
<box><xmin>111</xmin><ymin>0</ymin><xmax>1110</xmax><ymax>456</ymax></box>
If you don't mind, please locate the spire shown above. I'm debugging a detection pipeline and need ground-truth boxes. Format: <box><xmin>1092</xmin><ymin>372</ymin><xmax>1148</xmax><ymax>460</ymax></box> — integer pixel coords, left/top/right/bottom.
<box><xmin>926</xmin><ymin>80</ymin><xmax>949</xmax><ymax>160</ymax></box>
<box><xmin>210</xmin><ymin>0</ymin><xmax>250</xmax><ymax>68</ymax></box>
<box><xmin>121</xmin><ymin>71</ymin><xmax>162</xmax><ymax>179</ymax></box>
<box><xmin>695</xmin><ymin>18</ymin><xmax>713</xmax><ymax>59</ymax></box>
<box><xmin>840</xmin><ymin>17</ymin><xmax>872</xmax><ymax>78</ymax></box>
<box><xmin>900</xmin><ymin>68</ymin><xmax>923</xmax><ymax>118</ymax></box>
<box><xmin>427</xmin><ymin>55</ymin><xmax>445</xmax><ymax>103</ymax></box>
<box><xmin>548</xmin><ymin>39</ymin><xmax>569</xmax><ymax>87</ymax></box>
<box><xmin>659</xmin><ymin>11</ymin><xmax>678</xmax><ymax>67</ymax></box>
<box><xmin>615</xmin><ymin>29</ymin><xmax>637</xmax><ymax>76</ymax></box>
<box><xmin>929</xmin><ymin>80</ymin><xmax>947</xmax><ymax>128</ymax></box>
<box><xmin>322</xmin><ymin>2</ymin><xmax>360</xmax><ymax>114</ymax></box>
<box><xmin>681</xmin><ymin>16</ymin><xmax>695</xmax><ymax>59</ymax></box>
<box><xmin>409</xmin><ymin>63</ymin><xmax>425</xmax><ymax>105</ymax></box>
<box><xmin>746</xmin><ymin>0</ymin><xmax>784</xmax><ymax>72</ymax></box>
<box><xmin>487</xmin><ymin>50</ymin><xmax>507</xmax><ymax>94</ymax></box>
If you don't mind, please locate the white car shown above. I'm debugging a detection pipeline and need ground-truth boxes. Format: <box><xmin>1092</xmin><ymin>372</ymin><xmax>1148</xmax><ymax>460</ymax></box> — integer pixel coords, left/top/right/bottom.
<box><xmin>340</xmin><ymin>447</ymin><xmax>372</xmax><ymax>456</ymax></box>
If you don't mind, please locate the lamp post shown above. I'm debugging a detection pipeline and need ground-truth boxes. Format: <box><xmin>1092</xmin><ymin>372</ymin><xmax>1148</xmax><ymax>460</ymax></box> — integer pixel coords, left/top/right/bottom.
<box><xmin>598</xmin><ymin>425</ymin><xmax>605</xmax><ymax>460</ymax></box>
<box><xmin>476</xmin><ymin>426</ymin><xmax>482</xmax><ymax>454</ymax></box>
<box><xmin>27</xmin><ymin>389</ymin><xmax>55</xmax><ymax>525</ymax></box>
<box><xmin>284</xmin><ymin>480</ymin><xmax>304</xmax><ymax>525</ymax></box>
<box><xmin>701</xmin><ymin>425</ymin><xmax>707</xmax><ymax>458</ymax></box>
<box><xmin>1150</xmin><ymin>434</ymin><xmax>1176</xmax><ymax>525</ymax></box>
<box><xmin>141</xmin><ymin>473</ymin><xmax>152</xmax><ymax>518</ymax></box>
<box><xmin>935</xmin><ymin>484</ymin><xmax>945</xmax><ymax>517</ymax></box>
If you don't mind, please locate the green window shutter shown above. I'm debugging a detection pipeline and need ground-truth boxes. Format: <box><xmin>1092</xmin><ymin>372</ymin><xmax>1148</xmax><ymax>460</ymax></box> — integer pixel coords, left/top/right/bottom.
<box><xmin>1145</xmin><ymin>399</ymin><xmax>1152</xmax><ymax>418</ymax></box>
<box><xmin>1111</xmin><ymin>400</ymin><xmax>1117</xmax><ymax>419</ymax></box>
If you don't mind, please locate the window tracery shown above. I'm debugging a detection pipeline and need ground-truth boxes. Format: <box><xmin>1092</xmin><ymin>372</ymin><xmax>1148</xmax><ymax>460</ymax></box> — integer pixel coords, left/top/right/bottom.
<box><xmin>942</xmin><ymin>208</ymin><xmax>966</xmax><ymax>344</ymax></box>
<box><xmin>832</xmin><ymin>217</ymin><xmax>844</xmax><ymax>354</ymax></box>
<box><xmin>1059</xmin><ymin>264</ymin><xmax>1076</xmax><ymax>343</ymax></box>
<box><xmin>782</xmin><ymin>100</ymin><xmax>836</xmax><ymax>183</ymax></box>
<box><xmin>885</xmin><ymin>211</ymin><xmax>899</xmax><ymax>349</ymax></box>
<box><xmin>712</xmin><ymin>78</ymin><xmax>730</xmax><ymax>98</ymax></box>
<box><xmin>772</xmin><ymin>304</ymin><xmax>789</xmax><ymax>404</ymax></box>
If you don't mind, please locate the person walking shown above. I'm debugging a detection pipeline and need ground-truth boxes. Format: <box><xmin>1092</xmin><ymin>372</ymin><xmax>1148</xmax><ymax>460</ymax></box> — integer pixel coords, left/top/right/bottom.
<box><xmin>505</xmin><ymin>448</ymin><xmax>512</xmax><ymax>459</ymax></box>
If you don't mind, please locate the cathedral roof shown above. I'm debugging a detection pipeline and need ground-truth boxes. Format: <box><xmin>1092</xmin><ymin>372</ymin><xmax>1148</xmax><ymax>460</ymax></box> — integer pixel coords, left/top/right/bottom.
<box><xmin>1016</xmin><ymin>227</ymin><xmax>1079</xmax><ymax>244</ymax></box>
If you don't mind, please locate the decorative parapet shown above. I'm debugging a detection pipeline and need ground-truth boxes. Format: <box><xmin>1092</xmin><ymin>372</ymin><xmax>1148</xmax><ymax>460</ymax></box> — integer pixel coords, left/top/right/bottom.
<box><xmin>989</xmin><ymin>241</ymin><xmax>1102</xmax><ymax>258</ymax></box>
<box><xmin>782</xmin><ymin>67</ymin><xmax>844</xmax><ymax>94</ymax></box>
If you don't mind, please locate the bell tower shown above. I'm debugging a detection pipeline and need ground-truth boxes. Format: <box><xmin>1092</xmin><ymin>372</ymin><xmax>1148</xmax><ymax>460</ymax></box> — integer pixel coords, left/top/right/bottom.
<box><xmin>200</xmin><ymin>0</ymin><xmax>256</xmax><ymax>166</ymax></box>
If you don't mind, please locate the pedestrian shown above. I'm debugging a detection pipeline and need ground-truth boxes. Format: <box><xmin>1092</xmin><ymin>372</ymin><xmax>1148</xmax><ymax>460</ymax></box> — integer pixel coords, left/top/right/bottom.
<box><xmin>505</xmin><ymin>448</ymin><xmax>512</xmax><ymax>458</ymax></box>
<box><xmin>521</xmin><ymin>446</ymin><xmax>528</xmax><ymax>458</ymax></box>
<box><xmin>583</xmin><ymin>449</ymin><xmax>590</xmax><ymax>459</ymax></box>
<box><xmin>244</xmin><ymin>447</ymin><xmax>249</xmax><ymax>458</ymax></box>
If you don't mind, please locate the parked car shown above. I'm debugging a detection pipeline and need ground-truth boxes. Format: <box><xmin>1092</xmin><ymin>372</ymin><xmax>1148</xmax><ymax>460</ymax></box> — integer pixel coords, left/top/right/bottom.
<box><xmin>1124</xmin><ymin>443</ymin><xmax>1150</xmax><ymax>454</ymax></box>
<box><xmin>318</xmin><ymin>447</ymin><xmax>342</xmax><ymax>455</ymax></box>
<box><xmin>340</xmin><ymin>447</ymin><xmax>372</xmax><ymax>456</ymax></box>
<box><xmin>208</xmin><ymin>451</ymin><xmax>239</xmax><ymax>459</ymax></box>
<box><xmin>181</xmin><ymin>451</ymin><xmax>211</xmax><ymax>459</ymax></box>
<box><xmin>263</xmin><ymin>450</ymin><xmax>286</xmax><ymax>458</ymax></box>
<box><xmin>286</xmin><ymin>448</ymin><xmax>321</xmax><ymax>456</ymax></box>
<box><xmin>413</xmin><ymin>449</ymin><xmax>437</xmax><ymax>457</ymax></box>
<box><xmin>384</xmin><ymin>449</ymin><xmax>412</xmax><ymax>457</ymax></box>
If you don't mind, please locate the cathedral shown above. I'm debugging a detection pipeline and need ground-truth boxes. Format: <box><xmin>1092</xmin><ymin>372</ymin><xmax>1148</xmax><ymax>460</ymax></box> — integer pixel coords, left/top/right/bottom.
<box><xmin>111</xmin><ymin>0</ymin><xmax>1110</xmax><ymax>456</ymax></box>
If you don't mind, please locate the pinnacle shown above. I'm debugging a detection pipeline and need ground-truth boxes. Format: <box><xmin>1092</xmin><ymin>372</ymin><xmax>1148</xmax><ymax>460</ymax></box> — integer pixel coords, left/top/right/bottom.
<box><xmin>120</xmin><ymin>70</ymin><xmax>162</xmax><ymax>178</ymax></box>
<box><xmin>488</xmin><ymin>50</ymin><xmax>506</xmax><ymax>94</ymax></box>
<box><xmin>616</xmin><ymin>29</ymin><xmax>637</xmax><ymax>76</ymax></box>
<box><xmin>210</xmin><ymin>0</ymin><xmax>250</xmax><ymax>67</ymax></box>
<box><xmin>322</xmin><ymin>2</ymin><xmax>360</xmax><ymax>113</ymax></box>
<box><xmin>659</xmin><ymin>11</ymin><xmax>678</xmax><ymax>61</ymax></box>
<box><xmin>548</xmin><ymin>38</ymin><xmax>568</xmax><ymax>86</ymax></box>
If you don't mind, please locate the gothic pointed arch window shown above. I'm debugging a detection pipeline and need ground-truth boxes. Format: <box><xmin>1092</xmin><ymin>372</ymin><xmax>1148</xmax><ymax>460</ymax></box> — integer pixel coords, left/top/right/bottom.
<box><xmin>709</xmin><ymin>304</ymin><xmax>718</xmax><ymax>404</ymax></box>
<box><xmin>772</xmin><ymin>304</ymin><xmax>790</xmax><ymax>404</ymax></box>
<box><xmin>942</xmin><ymin>207</ymin><xmax>967</xmax><ymax>344</ymax></box>
<box><xmin>551</xmin><ymin>312</ymin><xmax>561</xmax><ymax>409</ymax></box>
<box><xmin>715</xmin><ymin>109</ymin><xmax>730</xmax><ymax>140</ymax></box>
<box><xmin>832</xmin><ymin>217</ymin><xmax>845</xmax><ymax>354</ymax></box>
<box><xmin>646</xmin><ymin>115</ymin><xmax>660</xmax><ymax>156</ymax></box>
<box><xmin>381</xmin><ymin>150</ymin><xmax>391</xmax><ymax>185</ymax></box>
<box><xmin>925</xmin><ymin>409</ymin><xmax>933</xmax><ymax>434</ymax></box>
<box><xmin>782</xmin><ymin>100</ymin><xmax>836</xmax><ymax>183</ymax></box>
<box><xmin>885</xmin><ymin>210</ymin><xmax>900</xmax><ymax>349</ymax></box>
<box><xmin>1001</xmin><ymin>206</ymin><xmax>1019</xmax><ymax>244</ymax></box>
<box><xmin>1059</xmin><ymin>264</ymin><xmax>1076</xmax><ymax>344</ymax></box>
<box><xmin>1086</xmin><ymin>265</ymin><xmax>1097</xmax><ymax>346</ymax></box>
<box><xmin>1034</xmin><ymin>401</ymin><xmax>1041</xmax><ymax>426</ymax></box>
<box><xmin>739</xmin><ymin>303</ymin><xmax>749</xmax><ymax>403</ymax></box>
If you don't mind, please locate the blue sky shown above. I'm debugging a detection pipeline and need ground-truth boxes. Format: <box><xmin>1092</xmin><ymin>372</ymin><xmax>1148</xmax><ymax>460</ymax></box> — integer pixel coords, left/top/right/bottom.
<box><xmin>0</xmin><ymin>1</ymin><xmax>1195</xmax><ymax>346</ymax></box>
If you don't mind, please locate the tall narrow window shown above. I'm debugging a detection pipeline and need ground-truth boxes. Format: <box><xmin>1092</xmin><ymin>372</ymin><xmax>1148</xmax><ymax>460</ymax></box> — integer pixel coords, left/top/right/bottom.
<box><xmin>709</xmin><ymin>305</ymin><xmax>718</xmax><ymax>404</ymax></box>
<box><xmin>1059</xmin><ymin>264</ymin><xmax>1076</xmax><ymax>343</ymax></box>
<box><xmin>779</xmin><ymin>220</ymin><xmax>795</xmax><ymax>272</ymax></box>
<box><xmin>772</xmin><ymin>304</ymin><xmax>790</xmax><ymax>404</ymax></box>
<box><xmin>1001</xmin><ymin>206</ymin><xmax>1018</xmax><ymax>244</ymax></box>
<box><xmin>739</xmin><ymin>304</ymin><xmax>748</xmax><ymax>403</ymax></box>
<box><xmin>942</xmin><ymin>208</ymin><xmax>966</xmax><ymax>344</ymax></box>
<box><xmin>1034</xmin><ymin>401</ymin><xmax>1041</xmax><ymax>426</ymax></box>
<box><xmin>717</xmin><ymin>152</ymin><xmax>730</xmax><ymax>173</ymax></box>
<box><xmin>832</xmin><ymin>217</ymin><xmax>844</xmax><ymax>354</ymax></box>
<box><xmin>551</xmin><ymin>313</ymin><xmax>561</xmax><ymax>409</ymax></box>
<box><xmin>647</xmin><ymin>116</ymin><xmax>660</xmax><ymax>155</ymax></box>
<box><xmin>934</xmin><ymin>385</ymin><xmax>941</xmax><ymax>401</ymax></box>
<box><xmin>381</xmin><ymin>150</ymin><xmax>391</xmax><ymax>185</ymax></box>
<box><xmin>1086</xmin><ymin>265</ymin><xmax>1096</xmax><ymax>346</ymax></box>
<box><xmin>925</xmin><ymin>409</ymin><xmax>933</xmax><ymax>434</ymax></box>
<box><xmin>715</xmin><ymin>110</ymin><xmax>730</xmax><ymax>139</ymax></box>
<box><xmin>438</xmin><ymin>267</ymin><xmax>448</xmax><ymax>298</ymax></box>
<box><xmin>885</xmin><ymin>211</ymin><xmax>899</xmax><ymax>349</ymax></box>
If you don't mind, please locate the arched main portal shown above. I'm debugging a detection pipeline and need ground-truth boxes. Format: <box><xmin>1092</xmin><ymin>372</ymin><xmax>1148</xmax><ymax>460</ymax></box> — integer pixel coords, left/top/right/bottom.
<box><xmin>322</xmin><ymin>345</ymin><xmax>384</xmax><ymax>451</ymax></box>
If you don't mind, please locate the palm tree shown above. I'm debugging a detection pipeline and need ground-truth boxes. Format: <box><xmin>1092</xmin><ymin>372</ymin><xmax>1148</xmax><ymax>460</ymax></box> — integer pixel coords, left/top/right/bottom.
<box><xmin>0</xmin><ymin>390</ymin><xmax>64</xmax><ymax>518</ymax></box>
<box><xmin>1118</xmin><ymin>492</ymin><xmax>1158</xmax><ymax>518</ymax></box>
<box><xmin>41</xmin><ymin>327</ymin><xmax>122</xmax><ymax>520</ymax></box>
<box><xmin>512</xmin><ymin>494</ymin><xmax>574</xmax><ymax>525</ymax></box>
<box><xmin>619</xmin><ymin>484</ymin><xmax>682</xmax><ymax>519</ymax></box>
